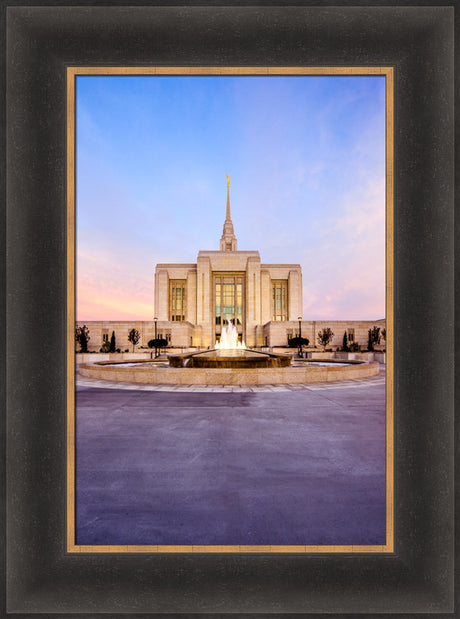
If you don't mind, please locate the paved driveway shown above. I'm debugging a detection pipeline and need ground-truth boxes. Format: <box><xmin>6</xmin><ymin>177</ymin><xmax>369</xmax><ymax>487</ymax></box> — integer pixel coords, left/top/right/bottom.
<box><xmin>76</xmin><ymin>375</ymin><xmax>386</xmax><ymax>546</ymax></box>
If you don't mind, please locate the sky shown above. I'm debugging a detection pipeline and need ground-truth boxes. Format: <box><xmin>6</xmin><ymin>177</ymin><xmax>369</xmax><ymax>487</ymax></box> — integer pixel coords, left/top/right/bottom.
<box><xmin>76</xmin><ymin>74</ymin><xmax>386</xmax><ymax>321</ymax></box>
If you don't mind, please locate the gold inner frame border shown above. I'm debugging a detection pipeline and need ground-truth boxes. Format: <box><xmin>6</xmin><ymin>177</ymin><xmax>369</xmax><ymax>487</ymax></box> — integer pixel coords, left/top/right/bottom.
<box><xmin>67</xmin><ymin>66</ymin><xmax>394</xmax><ymax>554</ymax></box>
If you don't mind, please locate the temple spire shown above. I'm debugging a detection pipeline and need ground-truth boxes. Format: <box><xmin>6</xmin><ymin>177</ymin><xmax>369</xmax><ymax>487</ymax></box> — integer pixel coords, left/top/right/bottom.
<box><xmin>220</xmin><ymin>175</ymin><xmax>238</xmax><ymax>251</ymax></box>
<box><xmin>225</xmin><ymin>175</ymin><xmax>232</xmax><ymax>221</ymax></box>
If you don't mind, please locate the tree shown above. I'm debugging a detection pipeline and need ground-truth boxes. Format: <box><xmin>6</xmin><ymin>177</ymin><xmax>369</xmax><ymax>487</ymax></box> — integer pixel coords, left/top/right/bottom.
<box><xmin>128</xmin><ymin>328</ymin><xmax>140</xmax><ymax>352</ymax></box>
<box><xmin>367</xmin><ymin>329</ymin><xmax>374</xmax><ymax>351</ymax></box>
<box><xmin>317</xmin><ymin>327</ymin><xmax>334</xmax><ymax>351</ymax></box>
<box><xmin>342</xmin><ymin>331</ymin><xmax>349</xmax><ymax>352</ymax></box>
<box><xmin>372</xmin><ymin>326</ymin><xmax>381</xmax><ymax>345</ymax></box>
<box><xmin>75</xmin><ymin>324</ymin><xmax>90</xmax><ymax>353</ymax></box>
<box><xmin>368</xmin><ymin>326</ymin><xmax>381</xmax><ymax>351</ymax></box>
<box><xmin>109</xmin><ymin>330</ymin><xmax>116</xmax><ymax>353</ymax></box>
<box><xmin>381</xmin><ymin>328</ymin><xmax>386</xmax><ymax>342</ymax></box>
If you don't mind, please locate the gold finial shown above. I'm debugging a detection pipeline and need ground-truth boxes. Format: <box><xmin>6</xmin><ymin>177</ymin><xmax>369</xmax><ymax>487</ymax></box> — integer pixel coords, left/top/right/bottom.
<box><xmin>226</xmin><ymin>174</ymin><xmax>230</xmax><ymax>188</ymax></box>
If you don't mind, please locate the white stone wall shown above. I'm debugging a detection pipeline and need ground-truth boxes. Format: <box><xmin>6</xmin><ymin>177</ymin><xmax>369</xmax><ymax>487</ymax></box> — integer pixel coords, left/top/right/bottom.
<box><xmin>76</xmin><ymin>318</ymin><xmax>386</xmax><ymax>351</ymax></box>
<box><xmin>75</xmin><ymin>320</ymin><xmax>196</xmax><ymax>352</ymax></box>
<box><xmin>264</xmin><ymin>319</ymin><xmax>386</xmax><ymax>349</ymax></box>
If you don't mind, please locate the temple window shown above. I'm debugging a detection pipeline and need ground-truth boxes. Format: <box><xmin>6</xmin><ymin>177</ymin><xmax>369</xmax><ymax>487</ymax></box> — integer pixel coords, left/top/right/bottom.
<box><xmin>169</xmin><ymin>280</ymin><xmax>186</xmax><ymax>322</ymax></box>
<box><xmin>272</xmin><ymin>280</ymin><xmax>288</xmax><ymax>321</ymax></box>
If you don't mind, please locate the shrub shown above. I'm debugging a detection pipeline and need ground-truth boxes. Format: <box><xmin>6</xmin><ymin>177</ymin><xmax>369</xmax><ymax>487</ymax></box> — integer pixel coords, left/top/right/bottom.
<box><xmin>287</xmin><ymin>336</ymin><xmax>310</xmax><ymax>348</ymax></box>
<box><xmin>148</xmin><ymin>338</ymin><xmax>169</xmax><ymax>349</ymax></box>
<box><xmin>100</xmin><ymin>340</ymin><xmax>111</xmax><ymax>353</ymax></box>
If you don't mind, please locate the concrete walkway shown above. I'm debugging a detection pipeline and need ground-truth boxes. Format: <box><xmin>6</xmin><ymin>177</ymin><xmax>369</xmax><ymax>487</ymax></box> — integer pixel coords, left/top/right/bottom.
<box><xmin>76</xmin><ymin>372</ymin><xmax>386</xmax><ymax>546</ymax></box>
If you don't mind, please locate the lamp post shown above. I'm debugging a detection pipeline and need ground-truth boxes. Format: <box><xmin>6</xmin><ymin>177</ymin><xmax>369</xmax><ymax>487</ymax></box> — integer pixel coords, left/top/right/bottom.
<box><xmin>298</xmin><ymin>315</ymin><xmax>303</xmax><ymax>358</ymax></box>
<box><xmin>154</xmin><ymin>316</ymin><xmax>158</xmax><ymax>358</ymax></box>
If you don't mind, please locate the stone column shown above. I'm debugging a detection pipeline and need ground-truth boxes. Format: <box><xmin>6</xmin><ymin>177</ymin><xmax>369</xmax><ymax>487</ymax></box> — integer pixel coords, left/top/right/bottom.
<box><xmin>245</xmin><ymin>256</ymin><xmax>261</xmax><ymax>347</ymax></box>
<box><xmin>155</xmin><ymin>268</ymin><xmax>169</xmax><ymax>321</ymax></box>
<box><xmin>260</xmin><ymin>269</ymin><xmax>271</xmax><ymax>325</ymax></box>
<box><xmin>196</xmin><ymin>256</ymin><xmax>212</xmax><ymax>347</ymax></box>
<box><xmin>288</xmin><ymin>269</ymin><xmax>302</xmax><ymax>320</ymax></box>
<box><xmin>186</xmin><ymin>269</ymin><xmax>197</xmax><ymax>324</ymax></box>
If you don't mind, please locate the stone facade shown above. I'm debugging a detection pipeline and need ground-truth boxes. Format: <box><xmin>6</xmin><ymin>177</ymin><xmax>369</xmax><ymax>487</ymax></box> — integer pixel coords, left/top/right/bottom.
<box><xmin>76</xmin><ymin>182</ymin><xmax>385</xmax><ymax>352</ymax></box>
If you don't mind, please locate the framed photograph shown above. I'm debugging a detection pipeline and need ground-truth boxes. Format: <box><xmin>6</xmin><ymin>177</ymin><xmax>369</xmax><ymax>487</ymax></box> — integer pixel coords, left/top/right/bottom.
<box><xmin>68</xmin><ymin>66</ymin><xmax>393</xmax><ymax>555</ymax></box>
<box><xmin>4</xmin><ymin>3</ymin><xmax>454</xmax><ymax>614</ymax></box>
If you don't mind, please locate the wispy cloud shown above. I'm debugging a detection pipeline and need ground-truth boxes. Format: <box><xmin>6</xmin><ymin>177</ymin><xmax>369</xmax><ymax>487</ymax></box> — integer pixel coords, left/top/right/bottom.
<box><xmin>76</xmin><ymin>75</ymin><xmax>386</xmax><ymax>321</ymax></box>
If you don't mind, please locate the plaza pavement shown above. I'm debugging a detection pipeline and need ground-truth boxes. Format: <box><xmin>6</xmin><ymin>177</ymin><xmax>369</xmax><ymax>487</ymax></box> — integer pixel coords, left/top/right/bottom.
<box><xmin>75</xmin><ymin>370</ymin><xmax>386</xmax><ymax>546</ymax></box>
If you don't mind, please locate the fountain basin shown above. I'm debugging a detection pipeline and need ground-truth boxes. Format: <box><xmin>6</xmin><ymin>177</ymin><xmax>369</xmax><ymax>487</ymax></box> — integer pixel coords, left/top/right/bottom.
<box><xmin>168</xmin><ymin>348</ymin><xmax>292</xmax><ymax>369</ymax></box>
<box><xmin>78</xmin><ymin>358</ymin><xmax>380</xmax><ymax>384</ymax></box>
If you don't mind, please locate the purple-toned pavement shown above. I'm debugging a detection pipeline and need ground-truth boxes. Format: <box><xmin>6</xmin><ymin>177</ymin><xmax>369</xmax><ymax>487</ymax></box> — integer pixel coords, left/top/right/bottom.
<box><xmin>75</xmin><ymin>375</ymin><xmax>386</xmax><ymax>546</ymax></box>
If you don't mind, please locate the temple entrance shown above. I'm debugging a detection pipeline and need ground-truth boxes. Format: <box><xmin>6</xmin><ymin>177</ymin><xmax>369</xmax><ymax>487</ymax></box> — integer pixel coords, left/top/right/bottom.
<box><xmin>214</xmin><ymin>273</ymin><xmax>244</xmax><ymax>346</ymax></box>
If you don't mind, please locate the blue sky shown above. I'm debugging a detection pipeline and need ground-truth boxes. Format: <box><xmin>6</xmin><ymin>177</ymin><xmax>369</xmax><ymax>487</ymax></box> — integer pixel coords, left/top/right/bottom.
<box><xmin>76</xmin><ymin>74</ymin><xmax>386</xmax><ymax>321</ymax></box>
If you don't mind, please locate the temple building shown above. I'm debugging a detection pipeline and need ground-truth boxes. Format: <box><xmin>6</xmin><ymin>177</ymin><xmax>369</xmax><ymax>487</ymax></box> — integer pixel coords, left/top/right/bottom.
<box><xmin>77</xmin><ymin>179</ymin><xmax>385</xmax><ymax>353</ymax></box>
<box><xmin>153</xmin><ymin>177</ymin><xmax>303</xmax><ymax>348</ymax></box>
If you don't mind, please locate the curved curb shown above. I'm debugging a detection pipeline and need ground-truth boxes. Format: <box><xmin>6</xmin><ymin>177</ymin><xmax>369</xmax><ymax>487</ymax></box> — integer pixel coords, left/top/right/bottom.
<box><xmin>78</xmin><ymin>361</ymin><xmax>380</xmax><ymax>385</ymax></box>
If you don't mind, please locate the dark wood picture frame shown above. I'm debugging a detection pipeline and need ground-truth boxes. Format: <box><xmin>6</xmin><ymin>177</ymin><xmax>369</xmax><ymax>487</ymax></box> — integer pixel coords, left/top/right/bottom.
<box><xmin>4</xmin><ymin>3</ymin><xmax>455</xmax><ymax>614</ymax></box>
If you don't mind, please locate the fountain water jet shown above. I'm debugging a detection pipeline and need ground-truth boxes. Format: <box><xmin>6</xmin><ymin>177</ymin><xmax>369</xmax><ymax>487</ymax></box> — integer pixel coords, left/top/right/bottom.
<box><xmin>215</xmin><ymin>324</ymin><xmax>246</xmax><ymax>350</ymax></box>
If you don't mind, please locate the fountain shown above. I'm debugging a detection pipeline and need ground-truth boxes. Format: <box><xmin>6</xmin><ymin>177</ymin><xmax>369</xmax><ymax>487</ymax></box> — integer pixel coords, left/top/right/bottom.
<box><xmin>168</xmin><ymin>324</ymin><xmax>291</xmax><ymax>368</ymax></box>
<box><xmin>79</xmin><ymin>324</ymin><xmax>380</xmax><ymax>384</ymax></box>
